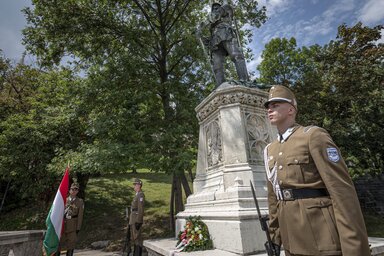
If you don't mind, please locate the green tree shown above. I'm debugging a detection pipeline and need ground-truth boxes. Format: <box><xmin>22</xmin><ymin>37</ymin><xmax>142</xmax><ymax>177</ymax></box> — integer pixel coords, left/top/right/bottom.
<box><xmin>257</xmin><ymin>37</ymin><xmax>302</xmax><ymax>86</ymax></box>
<box><xmin>315</xmin><ymin>23</ymin><xmax>384</xmax><ymax>178</ymax></box>
<box><xmin>0</xmin><ymin>56</ymin><xmax>86</xmax><ymax>210</ymax></box>
<box><xmin>22</xmin><ymin>0</ymin><xmax>267</xmax><ymax>229</ymax></box>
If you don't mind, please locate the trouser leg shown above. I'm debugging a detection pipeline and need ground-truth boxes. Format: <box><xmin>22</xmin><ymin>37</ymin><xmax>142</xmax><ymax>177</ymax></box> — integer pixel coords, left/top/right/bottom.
<box><xmin>224</xmin><ymin>40</ymin><xmax>249</xmax><ymax>82</ymax></box>
<box><xmin>212</xmin><ymin>50</ymin><xmax>226</xmax><ymax>86</ymax></box>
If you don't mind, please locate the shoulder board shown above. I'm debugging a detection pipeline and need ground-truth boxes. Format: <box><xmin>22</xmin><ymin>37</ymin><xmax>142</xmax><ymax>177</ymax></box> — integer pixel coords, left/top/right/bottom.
<box><xmin>303</xmin><ymin>125</ymin><xmax>319</xmax><ymax>133</ymax></box>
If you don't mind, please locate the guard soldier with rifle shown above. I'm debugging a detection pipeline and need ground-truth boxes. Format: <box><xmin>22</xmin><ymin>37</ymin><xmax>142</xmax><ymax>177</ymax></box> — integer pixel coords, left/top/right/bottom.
<box><xmin>262</xmin><ymin>85</ymin><xmax>370</xmax><ymax>256</ymax></box>
<box><xmin>129</xmin><ymin>178</ymin><xmax>145</xmax><ymax>256</ymax></box>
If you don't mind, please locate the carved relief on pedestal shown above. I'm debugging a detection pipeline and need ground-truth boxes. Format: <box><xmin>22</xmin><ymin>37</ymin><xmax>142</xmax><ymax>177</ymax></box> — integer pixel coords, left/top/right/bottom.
<box><xmin>245</xmin><ymin>112</ymin><xmax>271</xmax><ymax>163</ymax></box>
<box><xmin>205</xmin><ymin>118</ymin><xmax>222</xmax><ymax>167</ymax></box>
<box><xmin>197</xmin><ymin>90</ymin><xmax>267</xmax><ymax>122</ymax></box>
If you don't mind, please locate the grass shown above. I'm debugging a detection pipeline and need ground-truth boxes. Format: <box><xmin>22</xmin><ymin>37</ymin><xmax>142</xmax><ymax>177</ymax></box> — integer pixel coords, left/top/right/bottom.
<box><xmin>1</xmin><ymin>169</ymin><xmax>384</xmax><ymax>251</ymax></box>
<box><xmin>78</xmin><ymin>170</ymin><xmax>174</xmax><ymax>250</ymax></box>
<box><xmin>0</xmin><ymin>169</ymin><xmax>175</xmax><ymax>251</ymax></box>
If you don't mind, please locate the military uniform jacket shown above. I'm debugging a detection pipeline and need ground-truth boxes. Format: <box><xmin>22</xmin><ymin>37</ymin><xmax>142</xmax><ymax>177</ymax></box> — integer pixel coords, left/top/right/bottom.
<box><xmin>129</xmin><ymin>191</ymin><xmax>145</xmax><ymax>225</ymax></box>
<box><xmin>64</xmin><ymin>196</ymin><xmax>84</xmax><ymax>233</ymax></box>
<box><xmin>265</xmin><ymin>125</ymin><xmax>370</xmax><ymax>256</ymax></box>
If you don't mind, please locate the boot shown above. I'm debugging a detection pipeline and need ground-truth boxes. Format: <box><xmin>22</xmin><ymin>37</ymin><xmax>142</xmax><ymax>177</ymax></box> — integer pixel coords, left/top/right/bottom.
<box><xmin>66</xmin><ymin>249</ymin><xmax>74</xmax><ymax>256</ymax></box>
<box><xmin>56</xmin><ymin>250</ymin><xmax>61</xmax><ymax>256</ymax></box>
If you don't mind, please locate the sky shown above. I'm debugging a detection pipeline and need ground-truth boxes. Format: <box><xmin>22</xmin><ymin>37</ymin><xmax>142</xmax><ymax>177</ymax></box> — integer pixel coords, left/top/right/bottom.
<box><xmin>0</xmin><ymin>0</ymin><xmax>383</xmax><ymax>71</ymax></box>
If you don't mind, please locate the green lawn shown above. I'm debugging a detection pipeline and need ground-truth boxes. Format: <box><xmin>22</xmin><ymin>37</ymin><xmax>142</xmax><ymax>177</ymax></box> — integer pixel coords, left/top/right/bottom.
<box><xmin>77</xmin><ymin>170</ymin><xmax>174</xmax><ymax>250</ymax></box>
<box><xmin>1</xmin><ymin>169</ymin><xmax>383</xmax><ymax>251</ymax></box>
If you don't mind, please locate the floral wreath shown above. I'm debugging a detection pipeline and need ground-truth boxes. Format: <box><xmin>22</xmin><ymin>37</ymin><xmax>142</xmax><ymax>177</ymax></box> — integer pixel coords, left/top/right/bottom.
<box><xmin>175</xmin><ymin>216</ymin><xmax>213</xmax><ymax>252</ymax></box>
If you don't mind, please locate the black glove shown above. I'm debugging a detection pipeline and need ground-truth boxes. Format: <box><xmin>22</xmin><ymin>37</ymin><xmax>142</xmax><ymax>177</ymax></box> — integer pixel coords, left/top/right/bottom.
<box><xmin>135</xmin><ymin>223</ymin><xmax>142</xmax><ymax>230</ymax></box>
<box><xmin>76</xmin><ymin>230</ymin><xmax>80</xmax><ymax>234</ymax></box>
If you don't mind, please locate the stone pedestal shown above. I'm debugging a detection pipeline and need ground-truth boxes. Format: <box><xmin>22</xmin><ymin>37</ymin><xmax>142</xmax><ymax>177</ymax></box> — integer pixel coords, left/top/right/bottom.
<box><xmin>175</xmin><ymin>83</ymin><xmax>276</xmax><ymax>255</ymax></box>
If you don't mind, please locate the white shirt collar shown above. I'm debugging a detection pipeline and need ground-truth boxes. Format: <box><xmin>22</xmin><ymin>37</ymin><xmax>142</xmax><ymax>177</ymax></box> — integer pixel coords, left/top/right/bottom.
<box><xmin>278</xmin><ymin>126</ymin><xmax>295</xmax><ymax>143</ymax></box>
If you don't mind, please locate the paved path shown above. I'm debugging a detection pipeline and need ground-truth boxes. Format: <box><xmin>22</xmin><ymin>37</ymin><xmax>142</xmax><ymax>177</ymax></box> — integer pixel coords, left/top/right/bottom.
<box><xmin>73</xmin><ymin>249</ymin><xmax>148</xmax><ymax>256</ymax></box>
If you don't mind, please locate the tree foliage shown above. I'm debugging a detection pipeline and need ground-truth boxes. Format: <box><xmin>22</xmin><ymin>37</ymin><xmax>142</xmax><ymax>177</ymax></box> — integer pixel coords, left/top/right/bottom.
<box><xmin>0</xmin><ymin>53</ymin><xmax>86</xmax><ymax>210</ymax></box>
<box><xmin>21</xmin><ymin>0</ymin><xmax>267</xmax><ymax>227</ymax></box>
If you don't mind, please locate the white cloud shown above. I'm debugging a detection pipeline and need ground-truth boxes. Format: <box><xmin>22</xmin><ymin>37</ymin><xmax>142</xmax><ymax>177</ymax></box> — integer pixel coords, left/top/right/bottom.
<box><xmin>258</xmin><ymin>0</ymin><xmax>294</xmax><ymax>17</ymax></box>
<box><xmin>279</xmin><ymin>0</ymin><xmax>356</xmax><ymax>45</ymax></box>
<box><xmin>359</xmin><ymin>0</ymin><xmax>384</xmax><ymax>25</ymax></box>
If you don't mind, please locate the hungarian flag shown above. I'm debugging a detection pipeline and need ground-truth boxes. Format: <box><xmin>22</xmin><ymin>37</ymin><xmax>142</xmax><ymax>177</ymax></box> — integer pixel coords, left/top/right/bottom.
<box><xmin>43</xmin><ymin>167</ymin><xmax>70</xmax><ymax>256</ymax></box>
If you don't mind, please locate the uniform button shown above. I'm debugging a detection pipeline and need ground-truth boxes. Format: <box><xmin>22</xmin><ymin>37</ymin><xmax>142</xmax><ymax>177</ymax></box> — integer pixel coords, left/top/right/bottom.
<box><xmin>279</xmin><ymin>152</ymin><xmax>283</xmax><ymax>156</ymax></box>
<box><xmin>278</xmin><ymin>165</ymin><xmax>283</xmax><ymax>170</ymax></box>
<box><xmin>294</xmin><ymin>159</ymin><xmax>299</xmax><ymax>164</ymax></box>
<box><xmin>279</xmin><ymin>180</ymin><xmax>283</xmax><ymax>185</ymax></box>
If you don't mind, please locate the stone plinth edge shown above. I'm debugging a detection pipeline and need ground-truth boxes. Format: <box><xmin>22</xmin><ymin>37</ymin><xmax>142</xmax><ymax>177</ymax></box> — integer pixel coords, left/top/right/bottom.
<box><xmin>195</xmin><ymin>84</ymin><xmax>268</xmax><ymax>122</ymax></box>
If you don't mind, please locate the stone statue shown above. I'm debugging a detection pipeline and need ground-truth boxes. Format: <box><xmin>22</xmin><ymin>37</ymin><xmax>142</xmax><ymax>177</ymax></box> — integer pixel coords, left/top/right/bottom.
<box><xmin>197</xmin><ymin>1</ymin><xmax>249</xmax><ymax>87</ymax></box>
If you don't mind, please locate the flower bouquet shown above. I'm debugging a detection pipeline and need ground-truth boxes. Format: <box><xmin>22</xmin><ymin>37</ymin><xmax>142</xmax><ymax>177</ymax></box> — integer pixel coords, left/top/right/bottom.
<box><xmin>175</xmin><ymin>216</ymin><xmax>213</xmax><ymax>252</ymax></box>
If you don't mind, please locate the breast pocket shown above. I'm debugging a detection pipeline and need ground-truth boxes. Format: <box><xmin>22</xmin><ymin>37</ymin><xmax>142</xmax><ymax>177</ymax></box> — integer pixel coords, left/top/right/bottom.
<box><xmin>285</xmin><ymin>154</ymin><xmax>309</xmax><ymax>184</ymax></box>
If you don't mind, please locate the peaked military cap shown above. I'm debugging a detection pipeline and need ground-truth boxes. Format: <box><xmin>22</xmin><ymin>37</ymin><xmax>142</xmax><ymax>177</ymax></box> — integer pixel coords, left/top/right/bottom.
<box><xmin>70</xmin><ymin>183</ymin><xmax>79</xmax><ymax>189</ymax></box>
<box><xmin>264</xmin><ymin>85</ymin><xmax>297</xmax><ymax>109</ymax></box>
<box><xmin>133</xmin><ymin>178</ymin><xmax>143</xmax><ymax>185</ymax></box>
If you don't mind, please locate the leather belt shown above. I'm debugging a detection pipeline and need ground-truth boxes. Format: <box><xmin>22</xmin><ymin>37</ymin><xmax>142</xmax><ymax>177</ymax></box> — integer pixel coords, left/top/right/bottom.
<box><xmin>131</xmin><ymin>208</ymin><xmax>138</xmax><ymax>212</ymax></box>
<box><xmin>281</xmin><ymin>188</ymin><xmax>328</xmax><ymax>201</ymax></box>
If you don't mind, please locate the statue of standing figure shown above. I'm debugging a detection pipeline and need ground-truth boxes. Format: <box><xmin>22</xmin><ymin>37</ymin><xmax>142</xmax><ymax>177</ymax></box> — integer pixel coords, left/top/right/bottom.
<box><xmin>197</xmin><ymin>1</ymin><xmax>249</xmax><ymax>87</ymax></box>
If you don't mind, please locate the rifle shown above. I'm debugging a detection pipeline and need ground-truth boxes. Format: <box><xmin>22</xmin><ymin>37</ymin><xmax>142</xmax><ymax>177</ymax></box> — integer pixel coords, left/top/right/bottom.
<box><xmin>122</xmin><ymin>206</ymin><xmax>131</xmax><ymax>256</ymax></box>
<box><xmin>250</xmin><ymin>181</ymin><xmax>280</xmax><ymax>256</ymax></box>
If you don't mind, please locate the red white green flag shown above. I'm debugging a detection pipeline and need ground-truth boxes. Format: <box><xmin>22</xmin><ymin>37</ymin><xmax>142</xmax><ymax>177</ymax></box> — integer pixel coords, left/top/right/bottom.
<box><xmin>43</xmin><ymin>167</ymin><xmax>69</xmax><ymax>256</ymax></box>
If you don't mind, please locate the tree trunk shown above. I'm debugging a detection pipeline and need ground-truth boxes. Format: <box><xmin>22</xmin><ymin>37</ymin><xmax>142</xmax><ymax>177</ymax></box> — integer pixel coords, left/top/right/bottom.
<box><xmin>76</xmin><ymin>172</ymin><xmax>90</xmax><ymax>200</ymax></box>
<box><xmin>175</xmin><ymin>175</ymin><xmax>183</xmax><ymax>213</ymax></box>
<box><xmin>187</xmin><ymin>169</ymin><xmax>194</xmax><ymax>183</ymax></box>
<box><xmin>170</xmin><ymin>173</ymin><xmax>186</xmax><ymax>232</ymax></box>
<box><xmin>131</xmin><ymin>166</ymin><xmax>137</xmax><ymax>174</ymax></box>
<box><xmin>170</xmin><ymin>175</ymin><xmax>176</xmax><ymax>232</ymax></box>
<box><xmin>0</xmin><ymin>180</ymin><xmax>11</xmax><ymax>214</ymax></box>
<box><xmin>180</xmin><ymin>172</ymin><xmax>192</xmax><ymax>197</ymax></box>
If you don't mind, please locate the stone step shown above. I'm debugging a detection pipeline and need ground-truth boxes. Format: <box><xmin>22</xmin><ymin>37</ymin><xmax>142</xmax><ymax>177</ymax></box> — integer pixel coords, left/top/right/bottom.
<box><xmin>144</xmin><ymin>237</ymin><xmax>384</xmax><ymax>256</ymax></box>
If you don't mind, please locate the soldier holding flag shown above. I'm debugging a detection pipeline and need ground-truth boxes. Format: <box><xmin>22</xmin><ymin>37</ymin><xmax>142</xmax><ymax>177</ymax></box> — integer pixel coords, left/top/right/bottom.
<box><xmin>56</xmin><ymin>182</ymin><xmax>84</xmax><ymax>256</ymax></box>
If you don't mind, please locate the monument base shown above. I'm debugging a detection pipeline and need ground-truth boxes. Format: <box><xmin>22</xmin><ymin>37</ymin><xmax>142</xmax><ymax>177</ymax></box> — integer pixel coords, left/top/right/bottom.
<box><xmin>144</xmin><ymin>237</ymin><xmax>384</xmax><ymax>256</ymax></box>
<box><xmin>175</xmin><ymin>179</ymin><xmax>268</xmax><ymax>255</ymax></box>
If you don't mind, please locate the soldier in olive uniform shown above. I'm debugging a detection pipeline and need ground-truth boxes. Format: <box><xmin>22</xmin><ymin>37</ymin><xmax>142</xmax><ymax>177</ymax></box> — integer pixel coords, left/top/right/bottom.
<box><xmin>263</xmin><ymin>85</ymin><xmax>370</xmax><ymax>256</ymax></box>
<box><xmin>129</xmin><ymin>178</ymin><xmax>145</xmax><ymax>256</ymax></box>
<box><xmin>57</xmin><ymin>183</ymin><xmax>84</xmax><ymax>256</ymax></box>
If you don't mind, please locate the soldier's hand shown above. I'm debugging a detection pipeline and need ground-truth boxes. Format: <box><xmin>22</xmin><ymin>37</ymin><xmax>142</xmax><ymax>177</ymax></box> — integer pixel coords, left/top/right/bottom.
<box><xmin>135</xmin><ymin>223</ymin><xmax>142</xmax><ymax>230</ymax></box>
<box><xmin>264</xmin><ymin>241</ymin><xmax>281</xmax><ymax>256</ymax></box>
